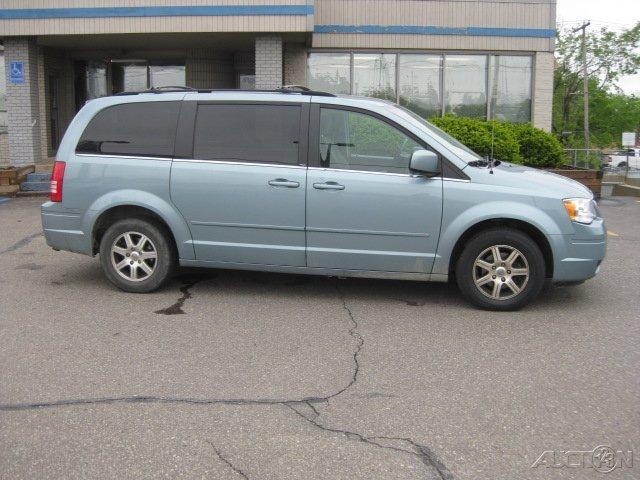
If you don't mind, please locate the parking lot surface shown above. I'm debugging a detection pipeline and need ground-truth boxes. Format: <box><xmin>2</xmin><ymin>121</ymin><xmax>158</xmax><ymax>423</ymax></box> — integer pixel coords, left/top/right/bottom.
<box><xmin>1</xmin><ymin>197</ymin><xmax>639</xmax><ymax>479</ymax></box>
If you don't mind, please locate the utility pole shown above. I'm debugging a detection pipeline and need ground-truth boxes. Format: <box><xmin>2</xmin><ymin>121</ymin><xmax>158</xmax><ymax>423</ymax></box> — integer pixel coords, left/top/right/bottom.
<box><xmin>573</xmin><ymin>21</ymin><xmax>591</xmax><ymax>152</ymax></box>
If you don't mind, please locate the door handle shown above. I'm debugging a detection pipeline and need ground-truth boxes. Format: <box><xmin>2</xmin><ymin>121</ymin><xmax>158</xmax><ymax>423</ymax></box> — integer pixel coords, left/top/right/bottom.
<box><xmin>313</xmin><ymin>181</ymin><xmax>345</xmax><ymax>191</ymax></box>
<box><xmin>268</xmin><ymin>178</ymin><xmax>300</xmax><ymax>188</ymax></box>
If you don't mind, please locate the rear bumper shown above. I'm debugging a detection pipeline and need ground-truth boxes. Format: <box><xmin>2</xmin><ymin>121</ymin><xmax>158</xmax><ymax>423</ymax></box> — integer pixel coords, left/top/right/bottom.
<box><xmin>41</xmin><ymin>201</ymin><xmax>92</xmax><ymax>255</ymax></box>
<box><xmin>550</xmin><ymin>218</ymin><xmax>606</xmax><ymax>283</ymax></box>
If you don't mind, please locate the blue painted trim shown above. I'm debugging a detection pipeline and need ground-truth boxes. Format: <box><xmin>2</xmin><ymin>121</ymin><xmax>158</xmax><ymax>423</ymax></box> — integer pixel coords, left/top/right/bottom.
<box><xmin>315</xmin><ymin>25</ymin><xmax>555</xmax><ymax>38</ymax></box>
<box><xmin>0</xmin><ymin>5</ymin><xmax>313</xmax><ymax>20</ymax></box>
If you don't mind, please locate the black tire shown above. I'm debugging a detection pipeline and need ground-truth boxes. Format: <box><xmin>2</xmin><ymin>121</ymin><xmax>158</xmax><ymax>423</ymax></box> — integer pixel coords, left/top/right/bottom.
<box><xmin>455</xmin><ymin>228</ymin><xmax>546</xmax><ymax>311</ymax></box>
<box><xmin>99</xmin><ymin>218</ymin><xmax>175</xmax><ymax>293</ymax></box>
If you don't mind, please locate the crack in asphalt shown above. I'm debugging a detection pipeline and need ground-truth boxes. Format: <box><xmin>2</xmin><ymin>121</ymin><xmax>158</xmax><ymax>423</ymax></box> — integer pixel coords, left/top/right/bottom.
<box><xmin>0</xmin><ymin>277</ymin><xmax>453</xmax><ymax>479</ymax></box>
<box><xmin>0</xmin><ymin>232</ymin><xmax>42</xmax><ymax>255</ymax></box>
<box><xmin>205</xmin><ymin>440</ymin><xmax>250</xmax><ymax>479</ymax></box>
<box><xmin>285</xmin><ymin>403</ymin><xmax>453</xmax><ymax>480</ymax></box>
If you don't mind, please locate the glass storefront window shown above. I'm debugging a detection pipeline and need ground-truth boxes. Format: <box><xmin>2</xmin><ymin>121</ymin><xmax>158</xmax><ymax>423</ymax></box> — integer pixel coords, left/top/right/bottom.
<box><xmin>86</xmin><ymin>61</ymin><xmax>108</xmax><ymax>100</ymax></box>
<box><xmin>122</xmin><ymin>63</ymin><xmax>148</xmax><ymax>92</ymax></box>
<box><xmin>307</xmin><ymin>53</ymin><xmax>351</xmax><ymax>94</ymax></box>
<box><xmin>353</xmin><ymin>53</ymin><xmax>396</xmax><ymax>101</ymax></box>
<box><xmin>398</xmin><ymin>54</ymin><xmax>441</xmax><ymax>120</ymax></box>
<box><xmin>444</xmin><ymin>55</ymin><xmax>487</xmax><ymax>118</ymax></box>
<box><xmin>489</xmin><ymin>56</ymin><xmax>532</xmax><ymax>123</ymax></box>
<box><xmin>150</xmin><ymin>63</ymin><xmax>186</xmax><ymax>88</ymax></box>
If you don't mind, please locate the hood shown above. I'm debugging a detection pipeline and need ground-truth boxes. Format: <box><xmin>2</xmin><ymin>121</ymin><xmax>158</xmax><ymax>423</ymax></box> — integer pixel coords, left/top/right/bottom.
<box><xmin>465</xmin><ymin>162</ymin><xmax>594</xmax><ymax>199</ymax></box>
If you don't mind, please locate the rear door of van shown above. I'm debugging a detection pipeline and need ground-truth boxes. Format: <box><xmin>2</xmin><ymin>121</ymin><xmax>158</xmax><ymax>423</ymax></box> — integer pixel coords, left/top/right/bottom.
<box><xmin>170</xmin><ymin>97</ymin><xmax>310</xmax><ymax>266</ymax></box>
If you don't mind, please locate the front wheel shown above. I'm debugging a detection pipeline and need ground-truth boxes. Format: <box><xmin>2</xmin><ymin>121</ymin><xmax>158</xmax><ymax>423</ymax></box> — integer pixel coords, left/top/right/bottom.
<box><xmin>455</xmin><ymin>228</ymin><xmax>546</xmax><ymax>311</ymax></box>
<box><xmin>99</xmin><ymin>218</ymin><xmax>176</xmax><ymax>293</ymax></box>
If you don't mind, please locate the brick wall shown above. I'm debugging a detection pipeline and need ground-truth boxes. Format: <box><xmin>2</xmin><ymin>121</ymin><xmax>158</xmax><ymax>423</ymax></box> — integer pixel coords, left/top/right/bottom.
<box><xmin>284</xmin><ymin>43</ymin><xmax>307</xmax><ymax>86</ymax></box>
<box><xmin>532</xmin><ymin>51</ymin><xmax>554</xmax><ymax>132</ymax></box>
<box><xmin>255</xmin><ymin>36</ymin><xmax>283</xmax><ymax>89</ymax></box>
<box><xmin>0</xmin><ymin>132</ymin><xmax>8</xmax><ymax>166</ymax></box>
<box><xmin>4</xmin><ymin>37</ymin><xmax>42</xmax><ymax>166</ymax></box>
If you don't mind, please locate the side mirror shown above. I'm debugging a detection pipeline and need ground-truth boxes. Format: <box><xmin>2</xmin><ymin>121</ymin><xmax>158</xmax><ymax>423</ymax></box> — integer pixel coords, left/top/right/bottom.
<box><xmin>409</xmin><ymin>150</ymin><xmax>439</xmax><ymax>176</ymax></box>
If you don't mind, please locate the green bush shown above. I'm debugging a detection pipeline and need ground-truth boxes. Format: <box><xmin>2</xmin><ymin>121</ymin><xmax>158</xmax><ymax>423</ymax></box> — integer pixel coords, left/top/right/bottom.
<box><xmin>429</xmin><ymin>115</ymin><xmax>568</xmax><ymax>168</ymax></box>
<box><xmin>429</xmin><ymin>116</ymin><xmax>523</xmax><ymax>164</ymax></box>
<box><xmin>512</xmin><ymin>123</ymin><xmax>567</xmax><ymax>168</ymax></box>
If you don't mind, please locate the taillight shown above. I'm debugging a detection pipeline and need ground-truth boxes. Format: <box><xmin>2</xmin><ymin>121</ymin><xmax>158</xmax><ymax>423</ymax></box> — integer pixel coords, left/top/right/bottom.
<box><xmin>50</xmin><ymin>161</ymin><xmax>66</xmax><ymax>202</ymax></box>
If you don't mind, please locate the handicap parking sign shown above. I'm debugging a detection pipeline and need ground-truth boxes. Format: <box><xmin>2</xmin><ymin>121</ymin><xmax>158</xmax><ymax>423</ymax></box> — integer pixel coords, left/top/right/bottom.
<box><xmin>10</xmin><ymin>61</ymin><xmax>24</xmax><ymax>84</ymax></box>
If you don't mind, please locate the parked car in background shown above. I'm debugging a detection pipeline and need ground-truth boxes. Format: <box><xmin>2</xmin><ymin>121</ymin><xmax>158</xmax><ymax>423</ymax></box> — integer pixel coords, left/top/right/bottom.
<box><xmin>41</xmin><ymin>88</ymin><xmax>606</xmax><ymax>310</ymax></box>
<box><xmin>604</xmin><ymin>148</ymin><xmax>640</xmax><ymax>169</ymax></box>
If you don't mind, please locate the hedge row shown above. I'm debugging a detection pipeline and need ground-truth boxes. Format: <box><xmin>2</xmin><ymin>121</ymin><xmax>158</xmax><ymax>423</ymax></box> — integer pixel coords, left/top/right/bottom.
<box><xmin>428</xmin><ymin>116</ymin><xmax>567</xmax><ymax>168</ymax></box>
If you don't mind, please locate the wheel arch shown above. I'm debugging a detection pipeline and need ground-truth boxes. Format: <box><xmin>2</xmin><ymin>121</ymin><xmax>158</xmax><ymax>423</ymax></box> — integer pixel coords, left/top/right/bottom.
<box><xmin>447</xmin><ymin>218</ymin><xmax>554</xmax><ymax>279</ymax></box>
<box><xmin>84</xmin><ymin>190</ymin><xmax>195</xmax><ymax>260</ymax></box>
<box><xmin>92</xmin><ymin>205</ymin><xmax>178</xmax><ymax>257</ymax></box>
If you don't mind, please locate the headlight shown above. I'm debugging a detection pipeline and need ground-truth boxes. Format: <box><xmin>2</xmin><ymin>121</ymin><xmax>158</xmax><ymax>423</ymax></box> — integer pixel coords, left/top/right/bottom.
<box><xmin>563</xmin><ymin>198</ymin><xmax>597</xmax><ymax>224</ymax></box>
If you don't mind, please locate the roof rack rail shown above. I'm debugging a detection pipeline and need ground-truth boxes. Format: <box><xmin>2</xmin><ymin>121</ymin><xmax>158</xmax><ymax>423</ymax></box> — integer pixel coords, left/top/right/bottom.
<box><xmin>113</xmin><ymin>86</ymin><xmax>336</xmax><ymax>97</ymax></box>
<box><xmin>114</xmin><ymin>86</ymin><xmax>198</xmax><ymax>96</ymax></box>
<box><xmin>277</xmin><ymin>85</ymin><xmax>335</xmax><ymax>97</ymax></box>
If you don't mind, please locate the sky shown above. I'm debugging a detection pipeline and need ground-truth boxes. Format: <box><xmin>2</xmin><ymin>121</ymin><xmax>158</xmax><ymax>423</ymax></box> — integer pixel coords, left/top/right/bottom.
<box><xmin>556</xmin><ymin>0</ymin><xmax>640</xmax><ymax>94</ymax></box>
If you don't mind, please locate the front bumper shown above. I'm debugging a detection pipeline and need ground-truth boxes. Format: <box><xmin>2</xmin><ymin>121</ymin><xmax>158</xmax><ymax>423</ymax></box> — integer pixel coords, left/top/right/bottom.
<box><xmin>550</xmin><ymin>217</ymin><xmax>606</xmax><ymax>283</ymax></box>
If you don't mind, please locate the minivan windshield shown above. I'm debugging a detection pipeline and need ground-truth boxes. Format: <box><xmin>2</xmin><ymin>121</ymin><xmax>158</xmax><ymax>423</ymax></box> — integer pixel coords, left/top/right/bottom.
<box><xmin>386</xmin><ymin>104</ymin><xmax>483</xmax><ymax>164</ymax></box>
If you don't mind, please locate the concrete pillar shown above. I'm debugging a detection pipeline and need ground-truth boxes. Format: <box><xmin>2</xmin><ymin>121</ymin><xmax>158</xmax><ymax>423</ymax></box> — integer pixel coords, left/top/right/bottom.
<box><xmin>532</xmin><ymin>51</ymin><xmax>554</xmax><ymax>132</ymax></box>
<box><xmin>4</xmin><ymin>37</ymin><xmax>42</xmax><ymax>166</ymax></box>
<box><xmin>283</xmin><ymin>43</ymin><xmax>307</xmax><ymax>87</ymax></box>
<box><xmin>255</xmin><ymin>35</ymin><xmax>283</xmax><ymax>90</ymax></box>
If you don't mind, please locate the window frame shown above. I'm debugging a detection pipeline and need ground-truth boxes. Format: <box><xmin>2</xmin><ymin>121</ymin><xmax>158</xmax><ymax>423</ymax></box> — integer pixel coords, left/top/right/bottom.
<box><xmin>309</xmin><ymin>103</ymin><xmax>439</xmax><ymax>176</ymax></box>
<box><xmin>179</xmin><ymin>100</ymin><xmax>310</xmax><ymax>168</ymax></box>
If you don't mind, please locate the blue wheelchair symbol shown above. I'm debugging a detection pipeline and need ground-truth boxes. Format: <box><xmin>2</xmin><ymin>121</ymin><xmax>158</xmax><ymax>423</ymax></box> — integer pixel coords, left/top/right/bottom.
<box><xmin>10</xmin><ymin>61</ymin><xmax>25</xmax><ymax>84</ymax></box>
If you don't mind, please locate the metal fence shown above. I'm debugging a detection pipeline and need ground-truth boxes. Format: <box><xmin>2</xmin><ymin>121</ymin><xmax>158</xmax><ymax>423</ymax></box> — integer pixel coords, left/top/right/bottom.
<box><xmin>563</xmin><ymin>149</ymin><xmax>605</xmax><ymax>170</ymax></box>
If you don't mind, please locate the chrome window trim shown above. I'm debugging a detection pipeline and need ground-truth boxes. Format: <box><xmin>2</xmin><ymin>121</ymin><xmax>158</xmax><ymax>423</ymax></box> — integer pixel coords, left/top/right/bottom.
<box><xmin>173</xmin><ymin>158</ymin><xmax>306</xmax><ymax>169</ymax></box>
<box><xmin>441</xmin><ymin>177</ymin><xmax>471</xmax><ymax>183</ymax></box>
<box><xmin>307</xmin><ymin>167</ymin><xmax>422</xmax><ymax>178</ymax></box>
<box><xmin>75</xmin><ymin>153</ymin><xmax>172</xmax><ymax>161</ymax></box>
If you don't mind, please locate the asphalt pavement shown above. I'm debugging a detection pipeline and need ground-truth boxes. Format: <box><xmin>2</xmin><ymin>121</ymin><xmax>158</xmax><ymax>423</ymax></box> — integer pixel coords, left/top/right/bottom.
<box><xmin>0</xmin><ymin>197</ymin><xmax>638</xmax><ymax>479</ymax></box>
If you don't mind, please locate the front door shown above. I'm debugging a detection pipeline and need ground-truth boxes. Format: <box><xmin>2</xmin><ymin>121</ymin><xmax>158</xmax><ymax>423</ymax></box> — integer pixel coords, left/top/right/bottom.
<box><xmin>171</xmin><ymin>101</ymin><xmax>309</xmax><ymax>266</ymax></box>
<box><xmin>306</xmin><ymin>105</ymin><xmax>443</xmax><ymax>273</ymax></box>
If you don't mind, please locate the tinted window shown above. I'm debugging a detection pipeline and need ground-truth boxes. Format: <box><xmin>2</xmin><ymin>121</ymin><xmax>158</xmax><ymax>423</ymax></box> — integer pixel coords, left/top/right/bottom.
<box><xmin>194</xmin><ymin>104</ymin><xmax>301</xmax><ymax>165</ymax></box>
<box><xmin>319</xmin><ymin>108</ymin><xmax>422</xmax><ymax>174</ymax></box>
<box><xmin>76</xmin><ymin>102</ymin><xmax>180</xmax><ymax>157</ymax></box>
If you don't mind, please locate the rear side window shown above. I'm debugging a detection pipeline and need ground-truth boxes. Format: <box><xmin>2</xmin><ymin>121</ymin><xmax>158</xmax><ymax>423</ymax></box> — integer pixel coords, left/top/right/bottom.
<box><xmin>193</xmin><ymin>104</ymin><xmax>301</xmax><ymax>165</ymax></box>
<box><xmin>76</xmin><ymin>102</ymin><xmax>180</xmax><ymax>157</ymax></box>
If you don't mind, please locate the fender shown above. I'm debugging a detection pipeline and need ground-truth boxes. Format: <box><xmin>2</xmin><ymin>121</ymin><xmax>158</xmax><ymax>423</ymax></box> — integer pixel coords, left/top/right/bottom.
<box><xmin>83</xmin><ymin>189</ymin><xmax>196</xmax><ymax>260</ymax></box>
<box><xmin>432</xmin><ymin>200</ymin><xmax>563</xmax><ymax>276</ymax></box>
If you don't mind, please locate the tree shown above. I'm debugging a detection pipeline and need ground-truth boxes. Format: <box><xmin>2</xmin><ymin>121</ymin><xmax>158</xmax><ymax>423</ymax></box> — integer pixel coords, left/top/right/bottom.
<box><xmin>553</xmin><ymin>22</ymin><xmax>640</xmax><ymax>147</ymax></box>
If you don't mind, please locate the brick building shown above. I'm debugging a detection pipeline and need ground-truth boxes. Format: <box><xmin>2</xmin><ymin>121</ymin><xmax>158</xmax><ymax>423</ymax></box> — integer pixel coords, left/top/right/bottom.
<box><xmin>0</xmin><ymin>0</ymin><xmax>556</xmax><ymax>167</ymax></box>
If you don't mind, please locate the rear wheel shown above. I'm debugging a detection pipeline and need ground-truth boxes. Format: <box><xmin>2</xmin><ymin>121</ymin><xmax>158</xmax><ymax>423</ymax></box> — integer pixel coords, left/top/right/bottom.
<box><xmin>99</xmin><ymin>218</ymin><xmax>175</xmax><ymax>293</ymax></box>
<box><xmin>455</xmin><ymin>228</ymin><xmax>545</xmax><ymax>310</ymax></box>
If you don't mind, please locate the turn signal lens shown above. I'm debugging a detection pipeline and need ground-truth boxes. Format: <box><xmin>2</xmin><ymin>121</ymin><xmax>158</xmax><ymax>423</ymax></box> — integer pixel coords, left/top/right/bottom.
<box><xmin>50</xmin><ymin>161</ymin><xmax>66</xmax><ymax>203</ymax></box>
<box><xmin>563</xmin><ymin>198</ymin><xmax>596</xmax><ymax>224</ymax></box>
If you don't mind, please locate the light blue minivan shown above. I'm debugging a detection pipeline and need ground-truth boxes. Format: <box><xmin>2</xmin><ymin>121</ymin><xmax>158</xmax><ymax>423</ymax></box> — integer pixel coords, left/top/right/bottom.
<box><xmin>41</xmin><ymin>88</ymin><xmax>606</xmax><ymax>310</ymax></box>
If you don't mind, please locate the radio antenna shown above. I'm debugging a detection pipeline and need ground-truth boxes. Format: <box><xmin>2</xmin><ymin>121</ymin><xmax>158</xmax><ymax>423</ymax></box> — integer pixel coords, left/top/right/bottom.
<box><xmin>489</xmin><ymin>121</ymin><xmax>495</xmax><ymax>174</ymax></box>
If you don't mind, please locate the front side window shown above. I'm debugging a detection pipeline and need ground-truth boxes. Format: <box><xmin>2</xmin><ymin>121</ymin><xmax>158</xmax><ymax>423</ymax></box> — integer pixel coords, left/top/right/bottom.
<box><xmin>76</xmin><ymin>101</ymin><xmax>180</xmax><ymax>157</ymax></box>
<box><xmin>194</xmin><ymin>104</ymin><xmax>301</xmax><ymax>165</ymax></box>
<box><xmin>319</xmin><ymin>108</ymin><xmax>422</xmax><ymax>174</ymax></box>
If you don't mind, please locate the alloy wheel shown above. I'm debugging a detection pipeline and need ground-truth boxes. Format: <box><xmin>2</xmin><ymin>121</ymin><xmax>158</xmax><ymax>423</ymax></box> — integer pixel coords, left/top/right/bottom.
<box><xmin>110</xmin><ymin>231</ymin><xmax>158</xmax><ymax>282</ymax></box>
<box><xmin>472</xmin><ymin>245</ymin><xmax>530</xmax><ymax>300</ymax></box>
